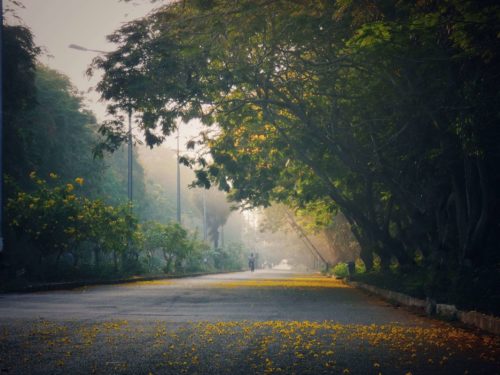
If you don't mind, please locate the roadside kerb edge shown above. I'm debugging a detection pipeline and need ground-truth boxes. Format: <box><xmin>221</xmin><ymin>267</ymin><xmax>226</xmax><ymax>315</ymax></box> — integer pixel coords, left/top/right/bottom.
<box><xmin>347</xmin><ymin>280</ymin><xmax>500</xmax><ymax>336</ymax></box>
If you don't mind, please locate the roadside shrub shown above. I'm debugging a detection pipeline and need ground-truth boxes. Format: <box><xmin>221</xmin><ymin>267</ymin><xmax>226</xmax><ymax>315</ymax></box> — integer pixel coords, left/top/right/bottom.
<box><xmin>355</xmin><ymin>258</ymin><xmax>366</xmax><ymax>274</ymax></box>
<box><xmin>6</xmin><ymin>173</ymin><xmax>138</xmax><ymax>280</ymax></box>
<box><xmin>331</xmin><ymin>263</ymin><xmax>349</xmax><ymax>278</ymax></box>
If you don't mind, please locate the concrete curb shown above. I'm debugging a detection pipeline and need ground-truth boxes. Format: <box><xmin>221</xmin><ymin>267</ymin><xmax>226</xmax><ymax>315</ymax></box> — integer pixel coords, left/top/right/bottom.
<box><xmin>347</xmin><ymin>280</ymin><xmax>500</xmax><ymax>336</ymax></box>
<box><xmin>349</xmin><ymin>281</ymin><xmax>426</xmax><ymax>309</ymax></box>
<box><xmin>458</xmin><ymin>310</ymin><xmax>500</xmax><ymax>335</ymax></box>
<box><xmin>2</xmin><ymin>270</ymin><xmax>241</xmax><ymax>294</ymax></box>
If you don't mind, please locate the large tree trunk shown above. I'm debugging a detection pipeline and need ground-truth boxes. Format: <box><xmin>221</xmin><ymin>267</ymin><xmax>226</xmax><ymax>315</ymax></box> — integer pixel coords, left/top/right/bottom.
<box><xmin>55</xmin><ymin>249</ymin><xmax>64</xmax><ymax>268</ymax></box>
<box><xmin>94</xmin><ymin>247</ymin><xmax>101</xmax><ymax>268</ymax></box>
<box><xmin>163</xmin><ymin>251</ymin><xmax>173</xmax><ymax>273</ymax></box>
<box><xmin>465</xmin><ymin>158</ymin><xmax>489</xmax><ymax>263</ymax></box>
<box><xmin>359</xmin><ymin>245</ymin><xmax>374</xmax><ymax>271</ymax></box>
<box><xmin>349</xmin><ymin>225</ymin><xmax>374</xmax><ymax>270</ymax></box>
<box><xmin>113</xmin><ymin>251</ymin><xmax>118</xmax><ymax>272</ymax></box>
<box><xmin>453</xmin><ymin>156</ymin><xmax>490</xmax><ymax>266</ymax></box>
<box><xmin>213</xmin><ymin>230</ymin><xmax>219</xmax><ymax>249</ymax></box>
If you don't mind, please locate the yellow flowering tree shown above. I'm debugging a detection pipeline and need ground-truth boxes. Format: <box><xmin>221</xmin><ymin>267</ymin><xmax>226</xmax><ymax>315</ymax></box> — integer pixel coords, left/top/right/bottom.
<box><xmin>7</xmin><ymin>173</ymin><xmax>138</xmax><ymax>271</ymax></box>
<box><xmin>7</xmin><ymin>173</ymin><xmax>85</xmax><ymax>263</ymax></box>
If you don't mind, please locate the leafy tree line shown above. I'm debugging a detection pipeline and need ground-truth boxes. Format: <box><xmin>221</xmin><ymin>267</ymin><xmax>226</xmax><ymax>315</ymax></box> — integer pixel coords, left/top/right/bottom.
<box><xmin>6</xmin><ymin>173</ymin><xmax>243</xmax><ymax>281</ymax></box>
<box><xmin>1</xmin><ymin>22</ymin><xmax>246</xmax><ymax>284</ymax></box>
<box><xmin>7</xmin><ymin>174</ymin><xmax>136</xmax><ymax>277</ymax></box>
<box><xmin>91</xmin><ymin>0</ymin><xmax>500</xmax><ymax>313</ymax></box>
<box><xmin>3</xmin><ymin>24</ymin><xmax>154</xmax><ymax>219</ymax></box>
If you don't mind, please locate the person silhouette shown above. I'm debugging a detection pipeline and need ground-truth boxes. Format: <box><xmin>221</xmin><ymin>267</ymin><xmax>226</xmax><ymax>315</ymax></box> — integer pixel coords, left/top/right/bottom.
<box><xmin>248</xmin><ymin>253</ymin><xmax>256</xmax><ymax>272</ymax></box>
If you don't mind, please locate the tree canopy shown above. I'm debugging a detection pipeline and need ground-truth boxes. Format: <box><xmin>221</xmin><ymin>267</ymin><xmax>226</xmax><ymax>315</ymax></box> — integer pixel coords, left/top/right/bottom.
<box><xmin>91</xmin><ymin>0</ymin><xmax>500</xmax><ymax>310</ymax></box>
<box><xmin>3</xmin><ymin>18</ymin><xmax>249</xmax><ymax>284</ymax></box>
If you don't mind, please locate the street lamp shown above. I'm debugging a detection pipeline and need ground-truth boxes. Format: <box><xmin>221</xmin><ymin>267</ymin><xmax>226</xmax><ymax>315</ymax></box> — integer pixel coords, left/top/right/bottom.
<box><xmin>68</xmin><ymin>44</ymin><xmax>134</xmax><ymax>207</ymax></box>
<box><xmin>203</xmin><ymin>189</ymin><xmax>208</xmax><ymax>241</ymax></box>
<box><xmin>169</xmin><ymin>125</ymin><xmax>182</xmax><ymax>224</ymax></box>
<box><xmin>68</xmin><ymin>44</ymin><xmax>108</xmax><ymax>54</ymax></box>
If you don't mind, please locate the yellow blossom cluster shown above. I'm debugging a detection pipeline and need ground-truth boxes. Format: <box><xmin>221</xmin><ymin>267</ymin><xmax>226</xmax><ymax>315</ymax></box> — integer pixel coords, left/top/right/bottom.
<box><xmin>211</xmin><ymin>275</ymin><xmax>349</xmax><ymax>289</ymax></box>
<box><xmin>3</xmin><ymin>317</ymin><xmax>498</xmax><ymax>374</ymax></box>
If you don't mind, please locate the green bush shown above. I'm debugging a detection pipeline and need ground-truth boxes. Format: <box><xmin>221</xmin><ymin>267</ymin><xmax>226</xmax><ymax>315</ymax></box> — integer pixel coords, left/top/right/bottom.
<box><xmin>331</xmin><ymin>263</ymin><xmax>349</xmax><ymax>278</ymax></box>
<box><xmin>355</xmin><ymin>258</ymin><xmax>366</xmax><ymax>274</ymax></box>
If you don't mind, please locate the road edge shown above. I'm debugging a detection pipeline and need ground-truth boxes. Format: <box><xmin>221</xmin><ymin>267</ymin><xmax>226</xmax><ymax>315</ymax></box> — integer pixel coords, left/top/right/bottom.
<box><xmin>1</xmin><ymin>270</ymin><xmax>242</xmax><ymax>294</ymax></box>
<box><xmin>346</xmin><ymin>280</ymin><xmax>500</xmax><ymax>336</ymax></box>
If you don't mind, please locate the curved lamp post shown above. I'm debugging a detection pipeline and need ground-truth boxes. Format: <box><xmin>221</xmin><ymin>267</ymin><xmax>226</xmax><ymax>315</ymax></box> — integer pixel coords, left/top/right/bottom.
<box><xmin>68</xmin><ymin>44</ymin><xmax>134</xmax><ymax>206</ymax></box>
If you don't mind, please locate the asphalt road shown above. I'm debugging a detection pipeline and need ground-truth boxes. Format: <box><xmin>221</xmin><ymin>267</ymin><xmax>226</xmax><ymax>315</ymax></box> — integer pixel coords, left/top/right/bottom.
<box><xmin>0</xmin><ymin>270</ymin><xmax>428</xmax><ymax>323</ymax></box>
<box><xmin>0</xmin><ymin>270</ymin><xmax>498</xmax><ymax>374</ymax></box>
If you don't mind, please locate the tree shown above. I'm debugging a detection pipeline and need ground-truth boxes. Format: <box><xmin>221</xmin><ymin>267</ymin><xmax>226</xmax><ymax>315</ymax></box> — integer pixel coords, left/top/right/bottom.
<box><xmin>143</xmin><ymin>221</ymin><xmax>191</xmax><ymax>273</ymax></box>
<box><xmin>92</xmin><ymin>0</ymin><xmax>500</xmax><ymax>309</ymax></box>
<box><xmin>7</xmin><ymin>173</ymin><xmax>85</xmax><ymax>264</ymax></box>
<box><xmin>191</xmin><ymin>188</ymin><xmax>232</xmax><ymax>249</ymax></box>
<box><xmin>79</xmin><ymin>197</ymin><xmax>137</xmax><ymax>270</ymax></box>
<box><xmin>6</xmin><ymin>173</ymin><xmax>137</xmax><ymax>272</ymax></box>
<box><xmin>3</xmin><ymin>24</ymin><xmax>40</xmax><ymax>187</ymax></box>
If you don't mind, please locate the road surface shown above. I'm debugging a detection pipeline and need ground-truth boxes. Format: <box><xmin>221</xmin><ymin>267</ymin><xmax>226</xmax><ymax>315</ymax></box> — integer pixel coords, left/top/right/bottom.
<box><xmin>0</xmin><ymin>270</ymin><xmax>498</xmax><ymax>374</ymax></box>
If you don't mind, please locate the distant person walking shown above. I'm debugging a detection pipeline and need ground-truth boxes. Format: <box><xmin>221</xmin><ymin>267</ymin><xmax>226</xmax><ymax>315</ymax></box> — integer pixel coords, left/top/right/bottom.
<box><xmin>248</xmin><ymin>253</ymin><xmax>256</xmax><ymax>272</ymax></box>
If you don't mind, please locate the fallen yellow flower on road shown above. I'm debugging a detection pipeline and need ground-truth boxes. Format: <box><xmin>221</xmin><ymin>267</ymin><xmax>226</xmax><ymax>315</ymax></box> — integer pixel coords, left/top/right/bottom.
<box><xmin>211</xmin><ymin>276</ymin><xmax>348</xmax><ymax>289</ymax></box>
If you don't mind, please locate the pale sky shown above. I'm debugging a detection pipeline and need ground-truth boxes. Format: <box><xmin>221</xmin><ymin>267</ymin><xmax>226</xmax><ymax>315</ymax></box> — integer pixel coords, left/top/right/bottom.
<box><xmin>8</xmin><ymin>0</ymin><xmax>201</xmax><ymax>150</ymax></box>
<box><xmin>12</xmin><ymin>0</ymin><xmax>159</xmax><ymax>119</ymax></box>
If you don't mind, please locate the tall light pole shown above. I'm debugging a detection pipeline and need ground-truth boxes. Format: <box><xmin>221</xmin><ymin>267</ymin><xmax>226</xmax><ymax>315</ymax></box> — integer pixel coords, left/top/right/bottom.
<box><xmin>176</xmin><ymin>126</ymin><xmax>181</xmax><ymax>223</ymax></box>
<box><xmin>68</xmin><ymin>44</ymin><xmax>134</xmax><ymax>207</ymax></box>
<box><xmin>127</xmin><ymin>108</ymin><xmax>133</xmax><ymax>205</ymax></box>
<box><xmin>68</xmin><ymin>44</ymin><xmax>108</xmax><ymax>54</ymax></box>
<box><xmin>202</xmin><ymin>189</ymin><xmax>208</xmax><ymax>241</ymax></box>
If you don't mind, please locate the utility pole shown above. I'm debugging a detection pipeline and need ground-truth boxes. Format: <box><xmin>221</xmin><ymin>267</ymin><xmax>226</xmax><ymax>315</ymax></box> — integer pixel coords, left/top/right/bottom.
<box><xmin>127</xmin><ymin>109</ymin><xmax>133</xmax><ymax>254</ymax></box>
<box><xmin>283</xmin><ymin>209</ymin><xmax>329</xmax><ymax>269</ymax></box>
<box><xmin>254</xmin><ymin>213</ymin><xmax>258</xmax><ymax>253</ymax></box>
<box><xmin>176</xmin><ymin>126</ymin><xmax>181</xmax><ymax>223</ymax></box>
<box><xmin>127</xmin><ymin>109</ymin><xmax>133</xmax><ymax>205</ymax></box>
<box><xmin>202</xmin><ymin>189</ymin><xmax>208</xmax><ymax>241</ymax></box>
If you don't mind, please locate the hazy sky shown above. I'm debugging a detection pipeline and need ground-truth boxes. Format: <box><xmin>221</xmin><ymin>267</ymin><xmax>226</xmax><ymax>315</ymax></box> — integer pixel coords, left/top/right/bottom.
<box><xmin>8</xmin><ymin>0</ymin><xmax>202</xmax><ymax>149</ymax></box>
<box><xmin>13</xmin><ymin>0</ymin><xmax>158</xmax><ymax>119</ymax></box>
